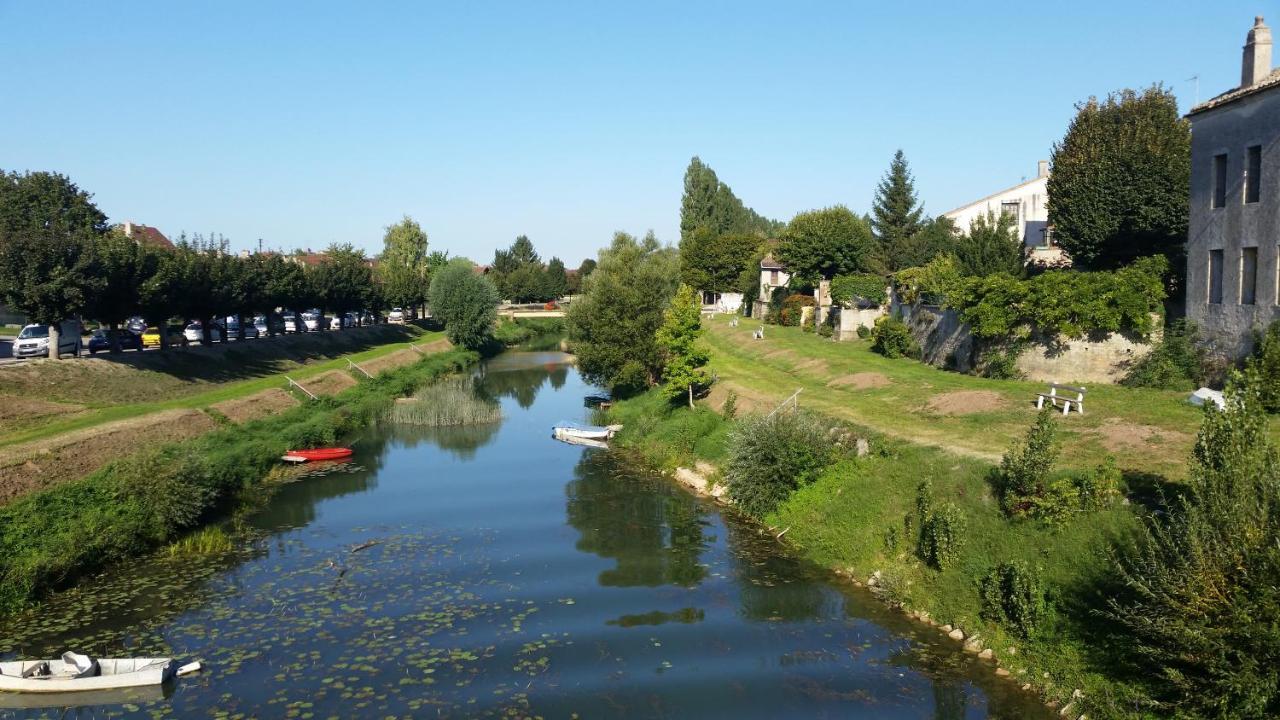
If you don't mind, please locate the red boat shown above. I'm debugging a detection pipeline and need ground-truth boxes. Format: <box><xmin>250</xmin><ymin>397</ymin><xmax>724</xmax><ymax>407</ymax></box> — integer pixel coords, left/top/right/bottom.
<box><xmin>282</xmin><ymin>447</ymin><xmax>354</xmax><ymax>463</ymax></box>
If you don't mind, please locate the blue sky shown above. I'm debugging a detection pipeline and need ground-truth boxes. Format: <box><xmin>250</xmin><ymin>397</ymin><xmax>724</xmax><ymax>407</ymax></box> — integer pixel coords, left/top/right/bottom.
<box><xmin>0</xmin><ymin>1</ymin><xmax>1267</xmax><ymax>264</ymax></box>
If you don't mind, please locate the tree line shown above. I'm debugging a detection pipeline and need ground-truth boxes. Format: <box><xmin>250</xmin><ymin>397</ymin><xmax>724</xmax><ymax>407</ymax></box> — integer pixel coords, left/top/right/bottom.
<box><xmin>488</xmin><ymin>234</ymin><xmax>595</xmax><ymax>304</ymax></box>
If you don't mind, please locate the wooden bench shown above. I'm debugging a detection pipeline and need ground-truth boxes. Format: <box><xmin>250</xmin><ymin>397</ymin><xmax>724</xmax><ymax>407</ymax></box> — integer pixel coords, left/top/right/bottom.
<box><xmin>1036</xmin><ymin>382</ymin><xmax>1086</xmax><ymax>415</ymax></box>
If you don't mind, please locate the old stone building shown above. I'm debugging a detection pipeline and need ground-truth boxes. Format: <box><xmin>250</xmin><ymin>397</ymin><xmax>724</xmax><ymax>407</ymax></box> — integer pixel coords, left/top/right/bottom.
<box><xmin>1186</xmin><ymin>16</ymin><xmax>1280</xmax><ymax>358</ymax></box>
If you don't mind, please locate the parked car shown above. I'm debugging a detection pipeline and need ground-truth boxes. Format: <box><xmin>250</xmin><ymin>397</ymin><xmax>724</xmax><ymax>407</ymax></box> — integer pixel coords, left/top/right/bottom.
<box><xmin>141</xmin><ymin>325</ymin><xmax>189</xmax><ymax>349</ymax></box>
<box><xmin>388</xmin><ymin>308</ymin><xmax>405</xmax><ymax>324</ymax></box>
<box><xmin>88</xmin><ymin>328</ymin><xmax>143</xmax><ymax>354</ymax></box>
<box><xmin>13</xmin><ymin>321</ymin><xmax>82</xmax><ymax>358</ymax></box>
<box><xmin>282</xmin><ymin>313</ymin><xmax>300</xmax><ymax>333</ymax></box>
<box><xmin>224</xmin><ymin>316</ymin><xmax>259</xmax><ymax>340</ymax></box>
<box><xmin>125</xmin><ymin>316</ymin><xmax>147</xmax><ymax>334</ymax></box>
<box><xmin>302</xmin><ymin>312</ymin><xmax>320</xmax><ymax>331</ymax></box>
<box><xmin>329</xmin><ymin>313</ymin><xmax>357</xmax><ymax>330</ymax></box>
<box><xmin>184</xmin><ymin>320</ymin><xmax>224</xmax><ymax>344</ymax></box>
<box><xmin>253</xmin><ymin>315</ymin><xmax>270</xmax><ymax>336</ymax></box>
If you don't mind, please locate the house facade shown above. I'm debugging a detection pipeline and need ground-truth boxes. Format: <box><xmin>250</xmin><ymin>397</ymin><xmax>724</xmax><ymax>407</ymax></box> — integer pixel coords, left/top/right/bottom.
<box><xmin>943</xmin><ymin>161</ymin><xmax>1067</xmax><ymax>267</ymax></box>
<box><xmin>752</xmin><ymin>253</ymin><xmax>790</xmax><ymax>318</ymax></box>
<box><xmin>1186</xmin><ymin>16</ymin><xmax>1280</xmax><ymax>358</ymax></box>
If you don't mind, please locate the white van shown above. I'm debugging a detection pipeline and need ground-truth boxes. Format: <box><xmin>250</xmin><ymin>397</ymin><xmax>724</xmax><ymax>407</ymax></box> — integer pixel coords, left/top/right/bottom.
<box><xmin>13</xmin><ymin>320</ymin><xmax>82</xmax><ymax>359</ymax></box>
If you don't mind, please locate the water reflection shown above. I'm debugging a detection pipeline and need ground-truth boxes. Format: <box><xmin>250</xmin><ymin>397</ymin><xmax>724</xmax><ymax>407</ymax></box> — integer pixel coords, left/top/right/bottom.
<box><xmin>565</xmin><ymin>451</ymin><xmax>713</xmax><ymax>589</ymax></box>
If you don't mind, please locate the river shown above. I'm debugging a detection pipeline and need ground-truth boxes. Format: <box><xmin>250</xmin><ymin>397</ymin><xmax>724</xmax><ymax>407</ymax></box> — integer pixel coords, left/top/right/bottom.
<box><xmin>0</xmin><ymin>351</ymin><xmax>1053</xmax><ymax>719</ymax></box>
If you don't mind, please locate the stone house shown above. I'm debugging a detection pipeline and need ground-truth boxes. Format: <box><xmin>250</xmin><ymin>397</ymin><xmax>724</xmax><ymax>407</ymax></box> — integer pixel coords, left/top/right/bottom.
<box><xmin>1186</xmin><ymin>16</ymin><xmax>1280</xmax><ymax>358</ymax></box>
<box><xmin>752</xmin><ymin>253</ymin><xmax>790</xmax><ymax>318</ymax></box>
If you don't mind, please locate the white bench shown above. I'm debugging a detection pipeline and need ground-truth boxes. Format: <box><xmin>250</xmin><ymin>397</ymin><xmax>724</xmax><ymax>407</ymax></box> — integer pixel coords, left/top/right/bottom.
<box><xmin>753</xmin><ymin>326</ymin><xmax>765</xmax><ymax>340</ymax></box>
<box><xmin>1036</xmin><ymin>382</ymin><xmax>1086</xmax><ymax>415</ymax></box>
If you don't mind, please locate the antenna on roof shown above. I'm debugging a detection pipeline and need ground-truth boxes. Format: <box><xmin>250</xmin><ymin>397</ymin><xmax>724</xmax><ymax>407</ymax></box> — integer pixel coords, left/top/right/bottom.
<box><xmin>1185</xmin><ymin>74</ymin><xmax>1200</xmax><ymax>105</ymax></box>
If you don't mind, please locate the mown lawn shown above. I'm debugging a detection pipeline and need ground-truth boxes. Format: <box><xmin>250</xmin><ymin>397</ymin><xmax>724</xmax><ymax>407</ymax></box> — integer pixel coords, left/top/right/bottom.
<box><xmin>702</xmin><ymin>319</ymin><xmax>1208</xmax><ymax>481</ymax></box>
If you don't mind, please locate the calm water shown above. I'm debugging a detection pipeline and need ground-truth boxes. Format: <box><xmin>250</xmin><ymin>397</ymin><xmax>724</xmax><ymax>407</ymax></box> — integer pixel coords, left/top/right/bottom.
<box><xmin>0</xmin><ymin>351</ymin><xmax>1052</xmax><ymax>719</ymax></box>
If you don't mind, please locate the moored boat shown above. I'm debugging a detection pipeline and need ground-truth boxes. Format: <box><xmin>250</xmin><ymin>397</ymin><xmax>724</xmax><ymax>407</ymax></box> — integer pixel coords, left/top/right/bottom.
<box><xmin>282</xmin><ymin>447</ymin><xmax>354</xmax><ymax>463</ymax></box>
<box><xmin>0</xmin><ymin>653</ymin><xmax>175</xmax><ymax>695</ymax></box>
<box><xmin>551</xmin><ymin>423</ymin><xmax>622</xmax><ymax>447</ymax></box>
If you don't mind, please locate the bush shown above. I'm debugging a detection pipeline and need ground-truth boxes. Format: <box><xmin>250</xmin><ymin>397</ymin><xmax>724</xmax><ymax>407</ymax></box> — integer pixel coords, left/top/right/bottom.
<box><xmin>1106</xmin><ymin>371</ymin><xmax>1280</xmax><ymax>716</ymax></box>
<box><xmin>856</xmin><ymin>324</ymin><xmax>871</xmax><ymax>339</ymax></box>
<box><xmin>725</xmin><ymin>411</ymin><xmax>834</xmax><ymax>517</ymax></box>
<box><xmin>1074</xmin><ymin>457</ymin><xmax>1121</xmax><ymax>510</ymax></box>
<box><xmin>830</xmin><ymin>273</ymin><xmax>887</xmax><ymax>307</ymax></box>
<box><xmin>980</xmin><ymin>561</ymin><xmax>1047</xmax><ymax>639</ymax></box>
<box><xmin>428</xmin><ymin>259</ymin><xmax>500</xmax><ymax>350</ymax></box>
<box><xmin>1247</xmin><ymin>320</ymin><xmax>1280</xmax><ymax>413</ymax></box>
<box><xmin>997</xmin><ymin>407</ymin><xmax>1059</xmax><ymax>515</ymax></box>
<box><xmin>870</xmin><ymin>315</ymin><xmax>920</xmax><ymax>359</ymax></box>
<box><xmin>778</xmin><ymin>294</ymin><xmax>815</xmax><ymax>327</ymax></box>
<box><xmin>1122</xmin><ymin>319</ymin><xmax>1205</xmax><ymax>390</ymax></box>
<box><xmin>919</xmin><ymin>502</ymin><xmax>965</xmax><ymax>570</ymax></box>
<box><xmin>893</xmin><ymin>254</ymin><xmax>964</xmax><ymax>306</ymax></box>
<box><xmin>721</xmin><ymin>390</ymin><xmax>738</xmax><ymax>420</ymax></box>
<box><xmin>978</xmin><ymin>345</ymin><xmax>1023</xmax><ymax>379</ymax></box>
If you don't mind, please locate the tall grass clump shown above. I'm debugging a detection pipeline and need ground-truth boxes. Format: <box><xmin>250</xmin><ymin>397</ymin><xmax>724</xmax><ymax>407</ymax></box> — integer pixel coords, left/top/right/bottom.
<box><xmin>725</xmin><ymin>411</ymin><xmax>834</xmax><ymax>517</ymax></box>
<box><xmin>166</xmin><ymin>526</ymin><xmax>234</xmax><ymax>557</ymax></box>
<box><xmin>389</xmin><ymin>376</ymin><xmax>500</xmax><ymax>426</ymax></box>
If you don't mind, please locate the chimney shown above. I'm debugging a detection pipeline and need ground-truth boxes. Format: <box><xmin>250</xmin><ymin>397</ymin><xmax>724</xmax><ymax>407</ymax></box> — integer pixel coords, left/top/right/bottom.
<box><xmin>1242</xmin><ymin>16</ymin><xmax>1272</xmax><ymax>87</ymax></box>
<box><xmin>123</xmin><ymin>221</ymin><xmax>133</xmax><ymax>237</ymax></box>
<box><xmin>1037</xmin><ymin>160</ymin><xmax>1049</xmax><ymax>179</ymax></box>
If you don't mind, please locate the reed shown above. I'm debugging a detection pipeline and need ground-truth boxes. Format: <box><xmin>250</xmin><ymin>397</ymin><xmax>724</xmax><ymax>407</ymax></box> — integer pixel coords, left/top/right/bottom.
<box><xmin>166</xmin><ymin>526</ymin><xmax>233</xmax><ymax>557</ymax></box>
<box><xmin>389</xmin><ymin>376</ymin><xmax>501</xmax><ymax>426</ymax></box>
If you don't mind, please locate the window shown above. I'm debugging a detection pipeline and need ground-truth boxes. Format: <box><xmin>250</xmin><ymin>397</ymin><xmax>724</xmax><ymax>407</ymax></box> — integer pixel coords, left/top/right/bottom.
<box><xmin>1209</xmin><ymin>249</ymin><xmax>1224</xmax><ymax>304</ymax></box>
<box><xmin>1246</xmin><ymin>145</ymin><xmax>1262</xmax><ymax>204</ymax></box>
<box><xmin>1242</xmin><ymin>247</ymin><xmax>1258</xmax><ymax>305</ymax></box>
<box><xmin>1212</xmin><ymin>154</ymin><xmax>1228</xmax><ymax>208</ymax></box>
<box><xmin>1000</xmin><ymin>200</ymin><xmax>1020</xmax><ymax>222</ymax></box>
<box><xmin>769</xmin><ymin>270</ymin><xmax>779</xmax><ymax>285</ymax></box>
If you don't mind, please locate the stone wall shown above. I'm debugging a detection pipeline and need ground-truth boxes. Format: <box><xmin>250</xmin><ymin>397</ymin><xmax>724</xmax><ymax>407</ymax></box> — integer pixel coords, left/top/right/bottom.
<box><xmin>834</xmin><ymin>305</ymin><xmax>886</xmax><ymax>340</ymax></box>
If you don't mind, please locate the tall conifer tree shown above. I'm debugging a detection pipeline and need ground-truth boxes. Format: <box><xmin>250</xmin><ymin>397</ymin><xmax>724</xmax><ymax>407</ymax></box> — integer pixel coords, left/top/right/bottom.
<box><xmin>871</xmin><ymin>150</ymin><xmax>925</xmax><ymax>271</ymax></box>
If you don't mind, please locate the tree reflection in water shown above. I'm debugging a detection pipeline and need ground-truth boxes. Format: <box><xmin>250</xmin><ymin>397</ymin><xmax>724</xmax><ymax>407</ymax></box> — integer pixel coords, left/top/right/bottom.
<box><xmin>721</xmin><ymin>513</ymin><xmax>833</xmax><ymax>622</ymax></box>
<box><xmin>565</xmin><ymin>450</ymin><xmax>713</xmax><ymax>588</ymax></box>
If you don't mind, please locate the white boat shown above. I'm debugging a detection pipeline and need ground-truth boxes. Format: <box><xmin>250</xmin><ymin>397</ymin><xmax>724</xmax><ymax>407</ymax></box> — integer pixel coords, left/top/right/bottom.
<box><xmin>551</xmin><ymin>423</ymin><xmax>622</xmax><ymax>447</ymax></box>
<box><xmin>0</xmin><ymin>653</ymin><xmax>175</xmax><ymax>695</ymax></box>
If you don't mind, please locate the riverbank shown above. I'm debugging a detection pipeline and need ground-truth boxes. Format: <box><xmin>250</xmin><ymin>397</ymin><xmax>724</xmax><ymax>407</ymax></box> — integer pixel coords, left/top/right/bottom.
<box><xmin>0</xmin><ymin>345</ymin><xmax>479</xmax><ymax>614</ymax></box>
<box><xmin>606</xmin><ymin>380</ymin><xmax>1164</xmax><ymax>718</ymax></box>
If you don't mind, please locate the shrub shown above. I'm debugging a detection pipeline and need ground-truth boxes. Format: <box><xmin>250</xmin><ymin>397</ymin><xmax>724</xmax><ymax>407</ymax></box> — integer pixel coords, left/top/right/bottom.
<box><xmin>856</xmin><ymin>324</ymin><xmax>871</xmax><ymax>339</ymax></box>
<box><xmin>919</xmin><ymin>502</ymin><xmax>965</xmax><ymax>570</ymax></box>
<box><xmin>428</xmin><ymin>259</ymin><xmax>500</xmax><ymax>350</ymax></box>
<box><xmin>870</xmin><ymin>315</ymin><xmax>920</xmax><ymax>359</ymax></box>
<box><xmin>721</xmin><ymin>390</ymin><xmax>738</xmax><ymax>420</ymax></box>
<box><xmin>1247</xmin><ymin>320</ymin><xmax>1280</xmax><ymax>413</ymax></box>
<box><xmin>1074</xmin><ymin>457</ymin><xmax>1121</xmax><ymax>510</ymax></box>
<box><xmin>997</xmin><ymin>407</ymin><xmax>1059</xmax><ymax>515</ymax></box>
<box><xmin>830</xmin><ymin>273</ymin><xmax>887</xmax><ymax>307</ymax></box>
<box><xmin>779</xmin><ymin>294</ymin><xmax>815</xmax><ymax>327</ymax></box>
<box><xmin>980</xmin><ymin>561</ymin><xmax>1047</xmax><ymax>639</ymax></box>
<box><xmin>893</xmin><ymin>254</ymin><xmax>964</xmax><ymax>306</ymax></box>
<box><xmin>1106</xmin><ymin>371</ymin><xmax>1280</xmax><ymax>716</ymax></box>
<box><xmin>1122</xmin><ymin>319</ymin><xmax>1206</xmax><ymax>390</ymax></box>
<box><xmin>978</xmin><ymin>345</ymin><xmax>1023</xmax><ymax>379</ymax></box>
<box><xmin>725</xmin><ymin>411</ymin><xmax>834</xmax><ymax>517</ymax></box>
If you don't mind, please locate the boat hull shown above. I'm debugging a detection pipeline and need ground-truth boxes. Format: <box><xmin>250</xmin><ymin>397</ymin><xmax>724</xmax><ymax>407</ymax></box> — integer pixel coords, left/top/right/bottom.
<box><xmin>0</xmin><ymin>658</ymin><xmax>174</xmax><ymax>694</ymax></box>
<box><xmin>284</xmin><ymin>448</ymin><xmax>353</xmax><ymax>462</ymax></box>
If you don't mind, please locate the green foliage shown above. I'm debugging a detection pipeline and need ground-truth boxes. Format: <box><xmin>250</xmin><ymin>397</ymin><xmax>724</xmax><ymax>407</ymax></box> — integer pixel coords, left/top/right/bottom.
<box><xmin>543</xmin><ymin>256</ymin><xmax>569</xmax><ymax>299</ymax></box>
<box><xmin>680</xmin><ymin>227</ymin><xmax>762</xmax><ymax>294</ymax></box>
<box><xmin>891</xmin><ymin>216</ymin><xmax>960</xmax><ymax>270</ymax></box>
<box><xmin>978</xmin><ymin>346</ymin><xmax>1023</xmax><ymax>380</ymax></box>
<box><xmin>1106</xmin><ymin>371</ymin><xmax>1280</xmax><ymax>717</ymax></box>
<box><xmin>656</xmin><ymin>285</ymin><xmax>710</xmax><ymax>407</ymax></box>
<box><xmin>377</xmin><ymin>215</ymin><xmax>430</xmax><ymax>311</ymax></box>
<box><xmin>869</xmin><ymin>315</ymin><xmax>920</xmax><ymax>359</ymax></box>
<box><xmin>1122</xmin><ymin>319</ymin><xmax>1206</xmax><ymax>391</ymax></box>
<box><xmin>953</xmin><ymin>210</ymin><xmax>1024</xmax><ymax>277</ymax></box>
<box><xmin>954</xmin><ymin>255</ymin><xmax>1167</xmax><ymax>341</ymax></box>
<box><xmin>679</xmin><ymin>156</ymin><xmax>781</xmax><ymax>247</ymax></box>
<box><xmin>870</xmin><ymin>149</ymin><xmax>925</xmax><ymax>270</ymax></box>
<box><xmin>1247</xmin><ymin>321</ymin><xmax>1280</xmax><ymax>413</ymax></box>
<box><xmin>1048</xmin><ymin>85</ymin><xmax>1190</xmax><ymax>270</ymax></box>
<box><xmin>389</xmin><ymin>376</ymin><xmax>500</xmax><ymax>426</ymax></box>
<box><xmin>166</xmin><ymin>526</ymin><xmax>233</xmax><ymax>557</ymax></box>
<box><xmin>778</xmin><ymin>293</ymin><xmax>815</xmax><ymax>327</ymax></box>
<box><xmin>914</xmin><ymin>482</ymin><xmax>965</xmax><ymax>570</ymax></box>
<box><xmin>309</xmin><ymin>242</ymin><xmax>375</xmax><ymax>316</ymax></box>
<box><xmin>830</xmin><ymin>273</ymin><xmax>887</xmax><ymax>307</ymax></box>
<box><xmin>980</xmin><ymin>561</ymin><xmax>1047</xmax><ymax>639</ymax></box>
<box><xmin>997</xmin><ymin>407</ymin><xmax>1059</xmax><ymax>515</ymax></box>
<box><xmin>428</xmin><ymin>258</ymin><xmax>500</xmax><ymax>349</ymax></box>
<box><xmin>892</xmin><ymin>254</ymin><xmax>964</xmax><ymax>306</ymax></box>
<box><xmin>776</xmin><ymin>206</ymin><xmax>882</xmax><ymax>287</ymax></box>
<box><xmin>491</xmin><ymin>235</ymin><xmax>556</xmax><ymax>303</ymax></box>
<box><xmin>566</xmin><ymin>232</ymin><xmax>679</xmax><ymax>396</ymax></box>
<box><xmin>0</xmin><ymin>169</ymin><xmax>108</xmax><ymax>237</ymax></box>
<box><xmin>725</xmin><ymin>411</ymin><xmax>834</xmax><ymax>518</ymax></box>
<box><xmin>855</xmin><ymin>324</ymin><xmax>871</xmax><ymax>339</ymax></box>
<box><xmin>721</xmin><ymin>390</ymin><xmax>738</xmax><ymax>420</ymax></box>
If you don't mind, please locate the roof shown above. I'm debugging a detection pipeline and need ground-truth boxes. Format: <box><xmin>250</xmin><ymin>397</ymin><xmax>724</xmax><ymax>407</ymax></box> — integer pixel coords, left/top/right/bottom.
<box><xmin>942</xmin><ymin>174</ymin><xmax>1048</xmax><ymax>218</ymax></box>
<box><xmin>760</xmin><ymin>253</ymin><xmax>785</xmax><ymax>270</ymax></box>
<box><xmin>120</xmin><ymin>223</ymin><xmax>173</xmax><ymax>249</ymax></box>
<box><xmin>1187</xmin><ymin>69</ymin><xmax>1280</xmax><ymax>116</ymax></box>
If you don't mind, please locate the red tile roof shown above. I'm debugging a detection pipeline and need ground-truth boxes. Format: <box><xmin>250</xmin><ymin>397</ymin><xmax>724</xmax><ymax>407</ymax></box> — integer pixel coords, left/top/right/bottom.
<box><xmin>119</xmin><ymin>223</ymin><xmax>174</xmax><ymax>249</ymax></box>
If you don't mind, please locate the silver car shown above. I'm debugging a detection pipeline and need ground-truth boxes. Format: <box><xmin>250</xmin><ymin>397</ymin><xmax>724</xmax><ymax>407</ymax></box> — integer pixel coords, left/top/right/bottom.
<box><xmin>13</xmin><ymin>322</ymin><xmax>81</xmax><ymax>358</ymax></box>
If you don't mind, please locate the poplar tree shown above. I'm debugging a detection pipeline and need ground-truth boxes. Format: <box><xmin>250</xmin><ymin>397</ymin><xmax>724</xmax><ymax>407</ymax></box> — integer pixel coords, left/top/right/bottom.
<box><xmin>657</xmin><ymin>285</ymin><xmax>710</xmax><ymax>408</ymax></box>
<box><xmin>871</xmin><ymin>150</ymin><xmax>925</xmax><ymax>271</ymax></box>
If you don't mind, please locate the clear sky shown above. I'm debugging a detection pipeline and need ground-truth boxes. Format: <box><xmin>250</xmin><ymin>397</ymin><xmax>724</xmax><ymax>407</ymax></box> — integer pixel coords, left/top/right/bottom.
<box><xmin>0</xmin><ymin>1</ymin><xmax>1268</xmax><ymax>265</ymax></box>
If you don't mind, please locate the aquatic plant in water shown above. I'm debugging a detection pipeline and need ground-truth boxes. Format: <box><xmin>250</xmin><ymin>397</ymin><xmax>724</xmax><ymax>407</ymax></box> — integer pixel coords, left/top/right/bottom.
<box><xmin>389</xmin><ymin>376</ymin><xmax>501</xmax><ymax>426</ymax></box>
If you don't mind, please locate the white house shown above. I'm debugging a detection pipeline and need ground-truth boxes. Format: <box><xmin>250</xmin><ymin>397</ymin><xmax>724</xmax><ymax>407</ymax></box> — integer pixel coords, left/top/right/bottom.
<box><xmin>752</xmin><ymin>253</ymin><xmax>791</xmax><ymax>318</ymax></box>
<box><xmin>943</xmin><ymin>161</ymin><xmax>1066</xmax><ymax>266</ymax></box>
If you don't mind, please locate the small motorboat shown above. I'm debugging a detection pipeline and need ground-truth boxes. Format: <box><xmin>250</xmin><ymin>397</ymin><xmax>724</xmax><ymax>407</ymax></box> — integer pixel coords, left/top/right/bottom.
<box><xmin>0</xmin><ymin>653</ymin><xmax>175</xmax><ymax>695</ymax></box>
<box><xmin>282</xmin><ymin>447</ymin><xmax>354</xmax><ymax>463</ymax></box>
<box><xmin>551</xmin><ymin>423</ymin><xmax>622</xmax><ymax>448</ymax></box>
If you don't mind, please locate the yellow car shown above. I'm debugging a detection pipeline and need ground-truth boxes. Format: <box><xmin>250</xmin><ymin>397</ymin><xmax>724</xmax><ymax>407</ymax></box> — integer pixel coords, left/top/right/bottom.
<box><xmin>141</xmin><ymin>325</ymin><xmax>190</xmax><ymax>349</ymax></box>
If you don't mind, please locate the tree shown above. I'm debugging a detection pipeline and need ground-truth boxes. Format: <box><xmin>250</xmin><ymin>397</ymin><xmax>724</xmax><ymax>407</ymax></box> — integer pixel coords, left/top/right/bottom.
<box><xmin>871</xmin><ymin>150</ymin><xmax>925</xmax><ymax>270</ymax></box>
<box><xmin>378</xmin><ymin>215</ymin><xmax>430</xmax><ymax>314</ymax></box>
<box><xmin>543</xmin><ymin>257</ymin><xmax>569</xmax><ymax>300</ymax></box>
<box><xmin>953</xmin><ymin>211</ymin><xmax>1025</xmax><ymax>277</ymax></box>
<box><xmin>261</xmin><ymin>253</ymin><xmax>309</xmax><ymax>336</ymax></box>
<box><xmin>0</xmin><ymin>170</ymin><xmax>109</xmax><ymax>358</ymax></box>
<box><xmin>679</xmin><ymin>227</ymin><xmax>761</xmax><ymax>294</ymax></box>
<box><xmin>89</xmin><ymin>230</ymin><xmax>156</xmax><ymax>351</ymax></box>
<box><xmin>892</xmin><ymin>216</ymin><xmax>958</xmax><ymax>270</ymax></box>
<box><xmin>490</xmin><ymin>236</ymin><xmax>544</xmax><ymax>301</ymax></box>
<box><xmin>1048</xmin><ymin>85</ymin><xmax>1190</xmax><ymax>270</ymax></box>
<box><xmin>509</xmin><ymin>235</ymin><xmax>539</xmax><ymax>265</ymax></box>
<box><xmin>775</xmin><ymin>206</ymin><xmax>882</xmax><ymax>287</ymax></box>
<box><xmin>1106</xmin><ymin>371</ymin><xmax>1280</xmax><ymax>717</ymax></box>
<box><xmin>679</xmin><ymin>156</ymin><xmax>781</xmax><ymax>246</ymax></box>
<box><xmin>428</xmin><ymin>258</ymin><xmax>499</xmax><ymax>350</ymax></box>
<box><xmin>504</xmin><ymin>263</ymin><xmax>549</xmax><ymax>303</ymax></box>
<box><xmin>310</xmin><ymin>243</ymin><xmax>373</xmax><ymax>328</ymax></box>
<box><xmin>566</xmin><ymin>232</ymin><xmax>680</xmax><ymax>396</ymax></box>
<box><xmin>657</xmin><ymin>285</ymin><xmax>710</xmax><ymax>408</ymax></box>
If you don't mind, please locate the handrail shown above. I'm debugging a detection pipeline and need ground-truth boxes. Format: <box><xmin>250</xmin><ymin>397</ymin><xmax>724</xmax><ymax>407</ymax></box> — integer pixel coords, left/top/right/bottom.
<box><xmin>767</xmin><ymin>388</ymin><xmax>803</xmax><ymax>419</ymax></box>
<box><xmin>286</xmin><ymin>376</ymin><xmax>318</xmax><ymax>400</ymax></box>
<box><xmin>347</xmin><ymin>358</ymin><xmax>372</xmax><ymax>378</ymax></box>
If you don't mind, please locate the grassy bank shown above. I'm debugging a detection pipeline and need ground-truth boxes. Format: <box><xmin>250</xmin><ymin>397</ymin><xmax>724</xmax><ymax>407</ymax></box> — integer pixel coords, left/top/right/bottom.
<box><xmin>607</xmin><ymin>380</ymin><xmax>1164</xmax><ymax>716</ymax></box>
<box><xmin>493</xmin><ymin>316</ymin><xmax>566</xmax><ymax>347</ymax></box>
<box><xmin>0</xmin><ymin>346</ymin><xmax>478</xmax><ymax>614</ymax></box>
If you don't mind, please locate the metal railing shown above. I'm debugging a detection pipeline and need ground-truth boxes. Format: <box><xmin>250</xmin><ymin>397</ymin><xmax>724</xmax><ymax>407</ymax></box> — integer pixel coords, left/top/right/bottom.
<box><xmin>766</xmin><ymin>388</ymin><xmax>803</xmax><ymax>419</ymax></box>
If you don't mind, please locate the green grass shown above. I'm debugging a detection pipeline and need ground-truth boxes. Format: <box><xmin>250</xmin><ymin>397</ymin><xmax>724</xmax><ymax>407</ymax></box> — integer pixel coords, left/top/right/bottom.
<box><xmin>702</xmin><ymin>319</ymin><xmax>1211</xmax><ymax>480</ymax></box>
<box><xmin>0</xmin><ymin>327</ymin><xmax>446</xmax><ymax>449</ymax></box>
<box><xmin>390</xmin><ymin>376</ymin><xmax>501</xmax><ymax>426</ymax></box>
<box><xmin>0</xmin><ymin>346</ymin><xmax>479</xmax><ymax>613</ymax></box>
<box><xmin>165</xmin><ymin>526</ymin><xmax>234</xmax><ymax>557</ymax></box>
